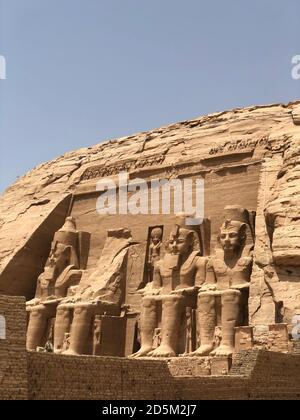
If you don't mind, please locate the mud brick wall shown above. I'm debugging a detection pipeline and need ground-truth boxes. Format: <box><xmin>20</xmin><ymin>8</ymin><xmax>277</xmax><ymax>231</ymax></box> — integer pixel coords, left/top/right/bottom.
<box><xmin>229</xmin><ymin>349</ymin><xmax>261</xmax><ymax>376</ymax></box>
<box><xmin>249</xmin><ymin>350</ymin><xmax>300</xmax><ymax>399</ymax></box>
<box><xmin>27</xmin><ymin>352</ymin><xmax>249</xmax><ymax>400</ymax></box>
<box><xmin>27</xmin><ymin>350</ymin><xmax>300</xmax><ymax>400</ymax></box>
<box><xmin>176</xmin><ymin>377</ymin><xmax>250</xmax><ymax>400</ymax></box>
<box><xmin>27</xmin><ymin>353</ymin><xmax>178</xmax><ymax>400</ymax></box>
<box><xmin>0</xmin><ymin>295</ymin><xmax>28</xmax><ymax>399</ymax></box>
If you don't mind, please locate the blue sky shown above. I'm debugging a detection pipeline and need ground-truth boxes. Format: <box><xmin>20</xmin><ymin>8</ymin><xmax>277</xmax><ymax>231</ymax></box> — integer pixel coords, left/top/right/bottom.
<box><xmin>0</xmin><ymin>0</ymin><xmax>299</xmax><ymax>192</ymax></box>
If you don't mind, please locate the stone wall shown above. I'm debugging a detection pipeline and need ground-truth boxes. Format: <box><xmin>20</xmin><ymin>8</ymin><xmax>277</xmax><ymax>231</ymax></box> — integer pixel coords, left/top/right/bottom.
<box><xmin>247</xmin><ymin>350</ymin><xmax>300</xmax><ymax>399</ymax></box>
<box><xmin>0</xmin><ymin>295</ymin><xmax>28</xmax><ymax>399</ymax></box>
<box><xmin>26</xmin><ymin>350</ymin><xmax>300</xmax><ymax>400</ymax></box>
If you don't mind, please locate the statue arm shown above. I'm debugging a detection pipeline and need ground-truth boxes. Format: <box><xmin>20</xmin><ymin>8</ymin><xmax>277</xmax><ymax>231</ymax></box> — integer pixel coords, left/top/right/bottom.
<box><xmin>152</xmin><ymin>263</ymin><xmax>162</xmax><ymax>289</ymax></box>
<box><xmin>148</xmin><ymin>246</ymin><xmax>153</xmax><ymax>264</ymax></box>
<box><xmin>195</xmin><ymin>257</ymin><xmax>208</xmax><ymax>287</ymax></box>
<box><xmin>172</xmin><ymin>257</ymin><xmax>207</xmax><ymax>296</ymax></box>
<box><xmin>199</xmin><ymin>258</ymin><xmax>218</xmax><ymax>291</ymax></box>
<box><xmin>205</xmin><ymin>259</ymin><xmax>216</xmax><ymax>285</ymax></box>
<box><xmin>138</xmin><ymin>263</ymin><xmax>162</xmax><ymax>296</ymax></box>
<box><xmin>35</xmin><ymin>274</ymin><xmax>43</xmax><ymax>299</ymax></box>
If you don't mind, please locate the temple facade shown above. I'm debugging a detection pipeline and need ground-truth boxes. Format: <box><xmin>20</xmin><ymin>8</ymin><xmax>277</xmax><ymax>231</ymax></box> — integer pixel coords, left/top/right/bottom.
<box><xmin>0</xmin><ymin>102</ymin><xmax>300</xmax><ymax>394</ymax></box>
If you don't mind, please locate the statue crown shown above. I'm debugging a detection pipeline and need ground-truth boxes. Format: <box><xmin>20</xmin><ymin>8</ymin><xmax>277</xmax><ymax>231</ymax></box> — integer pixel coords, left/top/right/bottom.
<box><xmin>222</xmin><ymin>205</ymin><xmax>249</xmax><ymax>226</ymax></box>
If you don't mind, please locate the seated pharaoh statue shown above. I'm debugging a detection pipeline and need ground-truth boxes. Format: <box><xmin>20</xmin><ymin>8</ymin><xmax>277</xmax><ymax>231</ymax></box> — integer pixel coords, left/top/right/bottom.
<box><xmin>53</xmin><ymin>228</ymin><xmax>135</xmax><ymax>355</ymax></box>
<box><xmin>191</xmin><ymin>205</ymin><xmax>254</xmax><ymax>357</ymax></box>
<box><xmin>131</xmin><ymin>216</ymin><xmax>207</xmax><ymax>358</ymax></box>
<box><xmin>26</xmin><ymin>217</ymin><xmax>90</xmax><ymax>351</ymax></box>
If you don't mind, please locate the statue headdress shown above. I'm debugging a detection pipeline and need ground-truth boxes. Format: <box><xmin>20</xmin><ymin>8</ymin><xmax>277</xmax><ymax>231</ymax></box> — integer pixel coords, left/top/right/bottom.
<box><xmin>220</xmin><ymin>205</ymin><xmax>255</xmax><ymax>245</ymax></box>
<box><xmin>168</xmin><ymin>213</ymin><xmax>201</xmax><ymax>252</ymax></box>
<box><xmin>222</xmin><ymin>206</ymin><xmax>249</xmax><ymax>229</ymax></box>
<box><xmin>52</xmin><ymin>217</ymin><xmax>79</xmax><ymax>267</ymax></box>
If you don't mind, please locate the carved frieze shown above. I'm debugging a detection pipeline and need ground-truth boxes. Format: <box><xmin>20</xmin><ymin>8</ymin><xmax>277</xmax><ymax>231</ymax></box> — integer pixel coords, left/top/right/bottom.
<box><xmin>208</xmin><ymin>137</ymin><xmax>269</xmax><ymax>156</ymax></box>
<box><xmin>81</xmin><ymin>155</ymin><xmax>166</xmax><ymax>181</ymax></box>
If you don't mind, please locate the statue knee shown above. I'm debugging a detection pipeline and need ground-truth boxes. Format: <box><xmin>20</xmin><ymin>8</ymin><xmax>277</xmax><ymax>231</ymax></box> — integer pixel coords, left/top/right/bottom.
<box><xmin>73</xmin><ymin>303</ymin><xmax>93</xmax><ymax>318</ymax></box>
<box><xmin>198</xmin><ymin>292</ymin><xmax>215</xmax><ymax>305</ymax></box>
<box><xmin>56</xmin><ymin>305</ymin><xmax>72</xmax><ymax>323</ymax></box>
<box><xmin>221</xmin><ymin>289</ymin><xmax>242</xmax><ymax>305</ymax></box>
<box><xmin>56</xmin><ymin>305</ymin><xmax>68</xmax><ymax>316</ymax></box>
<box><xmin>162</xmin><ymin>294</ymin><xmax>184</xmax><ymax>311</ymax></box>
<box><xmin>142</xmin><ymin>296</ymin><xmax>156</xmax><ymax>308</ymax></box>
<box><xmin>28</xmin><ymin>304</ymin><xmax>47</xmax><ymax>320</ymax></box>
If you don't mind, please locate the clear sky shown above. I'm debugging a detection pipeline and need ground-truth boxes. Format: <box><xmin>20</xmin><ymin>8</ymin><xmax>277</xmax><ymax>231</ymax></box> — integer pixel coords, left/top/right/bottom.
<box><xmin>0</xmin><ymin>0</ymin><xmax>299</xmax><ymax>192</ymax></box>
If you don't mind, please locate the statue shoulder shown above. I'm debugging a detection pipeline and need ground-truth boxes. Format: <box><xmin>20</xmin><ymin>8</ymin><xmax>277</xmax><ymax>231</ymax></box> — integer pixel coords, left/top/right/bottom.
<box><xmin>195</xmin><ymin>255</ymin><xmax>208</xmax><ymax>268</ymax></box>
<box><xmin>239</xmin><ymin>244</ymin><xmax>254</xmax><ymax>262</ymax></box>
<box><xmin>153</xmin><ymin>259</ymin><xmax>162</xmax><ymax>271</ymax></box>
<box><xmin>243</xmin><ymin>244</ymin><xmax>254</xmax><ymax>256</ymax></box>
<box><xmin>206</xmin><ymin>257</ymin><xmax>215</xmax><ymax>271</ymax></box>
<box><xmin>207</xmin><ymin>249</ymin><xmax>223</xmax><ymax>267</ymax></box>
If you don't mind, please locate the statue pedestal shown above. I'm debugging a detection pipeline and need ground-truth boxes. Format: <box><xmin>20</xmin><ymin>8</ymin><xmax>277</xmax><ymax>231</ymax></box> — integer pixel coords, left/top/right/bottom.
<box><xmin>127</xmin><ymin>355</ymin><xmax>233</xmax><ymax>376</ymax></box>
<box><xmin>167</xmin><ymin>357</ymin><xmax>211</xmax><ymax>376</ymax></box>
<box><xmin>267</xmin><ymin>323</ymin><xmax>289</xmax><ymax>352</ymax></box>
<box><xmin>210</xmin><ymin>356</ymin><xmax>232</xmax><ymax>376</ymax></box>
<box><xmin>235</xmin><ymin>326</ymin><xmax>254</xmax><ymax>353</ymax></box>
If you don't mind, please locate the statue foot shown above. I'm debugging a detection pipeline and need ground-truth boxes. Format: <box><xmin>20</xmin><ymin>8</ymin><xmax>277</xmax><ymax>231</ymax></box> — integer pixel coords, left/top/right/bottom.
<box><xmin>129</xmin><ymin>347</ymin><xmax>153</xmax><ymax>358</ymax></box>
<box><xmin>190</xmin><ymin>344</ymin><xmax>214</xmax><ymax>356</ymax></box>
<box><xmin>62</xmin><ymin>349</ymin><xmax>79</xmax><ymax>356</ymax></box>
<box><xmin>148</xmin><ymin>345</ymin><xmax>176</xmax><ymax>358</ymax></box>
<box><xmin>210</xmin><ymin>344</ymin><xmax>233</xmax><ymax>357</ymax></box>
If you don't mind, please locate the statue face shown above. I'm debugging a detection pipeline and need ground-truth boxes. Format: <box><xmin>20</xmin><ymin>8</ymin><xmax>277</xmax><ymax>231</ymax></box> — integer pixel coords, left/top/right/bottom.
<box><xmin>49</xmin><ymin>243</ymin><xmax>67</xmax><ymax>265</ymax></box>
<box><xmin>219</xmin><ymin>227</ymin><xmax>241</xmax><ymax>251</ymax></box>
<box><xmin>151</xmin><ymin>228</ymin><xmax>162</xmax><ymax>245</ymax></box>
<box><xmin>151</xmin><ymin>233</ymin><xmax>161</xmax><ymax>245</ymax></box>
<box><xmin>167</xmin><ymin>229</ymin><xmax>193</xmax><ymax>255</ymax></box>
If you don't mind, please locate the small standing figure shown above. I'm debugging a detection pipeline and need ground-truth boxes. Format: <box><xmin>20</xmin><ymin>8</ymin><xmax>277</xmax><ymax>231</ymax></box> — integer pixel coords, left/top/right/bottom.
<box><xmin>61</xmin><ymin>333</ymin><xmax>71</xmax><ymax>353</ymax></box>
<box><xmin>147</xmin><ymin>227</ymin><xmax>163</xmax><ymax>282</ymax></box>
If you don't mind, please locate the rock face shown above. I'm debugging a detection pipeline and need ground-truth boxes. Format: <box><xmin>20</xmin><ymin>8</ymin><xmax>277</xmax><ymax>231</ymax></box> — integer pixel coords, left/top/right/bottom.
<box><xmin>1</xmin><ymin>101</ymin><xmax>300</xmax><ymax>357</ymax></box>
<box><xmin>266</xmin><ymin>136</ymin><xmax>300</xmax><ymax>266</ymax></box>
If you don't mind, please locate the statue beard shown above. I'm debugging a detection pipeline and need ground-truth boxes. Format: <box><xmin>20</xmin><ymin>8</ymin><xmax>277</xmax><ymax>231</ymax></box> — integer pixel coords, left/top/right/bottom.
<box><xmin>164</xmin><ymin>253</ymin><xmax>180</xmax><ymax>269</ymax></box>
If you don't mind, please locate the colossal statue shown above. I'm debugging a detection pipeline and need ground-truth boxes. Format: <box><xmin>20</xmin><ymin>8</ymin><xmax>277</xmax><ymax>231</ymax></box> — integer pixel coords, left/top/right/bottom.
<box><xmin>54</xmin><ymin>228</ymin><xmax>134</xmax><ymax>355</ymax></box>
<box><xmin>26</xmin><ymin>217</ymin><xmax>90</xmax><ymax>351</ymax></box>
<box><xmin>192</xmin><ymin>206</ymin><xmax>254</xmax><ymax>357</ymax></box>
<box><xmin>131</xmin><ymin>218</ymin><xmax>207</xmax><ymax>358</ymax></box>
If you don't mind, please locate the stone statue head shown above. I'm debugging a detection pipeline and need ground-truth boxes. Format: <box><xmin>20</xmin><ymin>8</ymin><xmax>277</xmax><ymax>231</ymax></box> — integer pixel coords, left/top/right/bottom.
<box><xmin>48</xmin><ymin>242</ymin><xmax>70</xmax><ymax>265</ymax></box>
<box><xmin>167</xmin><ymin>225</ymin><xmax>196</xmax><ymax>256</ymax></box>
<box><xmin>49</xmin><ymin>217</ymin><xmax>79</xmax><ymax>268</ymax></box>
<box><xmin>150</xmin><ymin>227</ymin><xmax>163</xmax><ymax>245</ymax></box>
<box><xmin>219</xmin><ymin>222</ymin><xmax>247</xmax><ymax>252</ymax></box>
<box><xmin>218</xmin><ymin>206</ymin><xmax>249</xmax><ymax>252</ymax></box>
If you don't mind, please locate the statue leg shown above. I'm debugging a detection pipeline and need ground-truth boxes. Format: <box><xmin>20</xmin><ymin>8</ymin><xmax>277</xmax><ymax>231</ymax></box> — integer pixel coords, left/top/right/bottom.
<box><xmin>26</xmin><ymin>305</ymin><xmax>48</xmax><ymax>351</ymax></box>
<box><xmin>211</xmin><ymin>289</ymin><xmax>242</xmax><ymax>357</ymax></box>
<box><xmin>191</xmin><ymin>292</ymin><xmax>216</xmax><ymax>356</ymax></box>
<box><xmin>130</xmin><ymin>296</ymin><xmax>157</xmax><ymax>357</ymax></box>
<box><xmin>54</xmin><ymin>304</ymin><xmax>72</xmax><ymax>353</ymax></box>
<box><xmin>63</xmin><ymin>303</ymin><xmax>94</xmax><ymax>356</ymax></box>
<box><xmin>149</xmin><ymin>294</ymin><xmax>184</xmax><ymax>358</ymax></box>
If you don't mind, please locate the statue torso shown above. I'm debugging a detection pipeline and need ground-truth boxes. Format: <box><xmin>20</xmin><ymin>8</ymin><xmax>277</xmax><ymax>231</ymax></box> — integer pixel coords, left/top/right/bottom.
<box><xmin>158</xmin><ymin>251</ymin><xmax>201</xmax><ymax>293</ymax></box>
<box><xmin>209</xmin><ymin>245</ymin><xmax>253</xmax><ymax>290</ymax></box>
